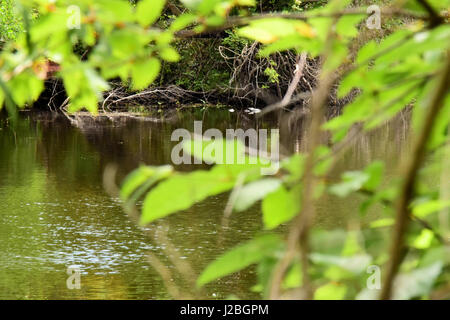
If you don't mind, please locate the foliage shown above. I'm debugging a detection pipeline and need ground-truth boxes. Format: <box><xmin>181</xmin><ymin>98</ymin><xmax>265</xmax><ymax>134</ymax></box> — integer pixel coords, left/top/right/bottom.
<box><xmin>0</xmin><ymin>0</ymin><xmax>23</xmax><ymax>42</ymax></box>
<box><xmin>0</xmin><ymin>0</ymin><xmax>255</xmax><ymax>114</ymax></box>
<box><xmin>1</xmin><ymin>0</ymin><xmax>449</xmax><ymax>300</ymax></box>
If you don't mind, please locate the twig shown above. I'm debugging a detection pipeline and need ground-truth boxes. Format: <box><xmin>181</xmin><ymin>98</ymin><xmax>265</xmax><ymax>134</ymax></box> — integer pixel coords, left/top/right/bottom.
<box><xmin>268</xmin><ymin>21</ymin><xmax>337</xmax><ymax>300</ymax></box>
<box><xmin>102</xmin><ymin>164</ymin><xmax>199</xmax><ymax>299</ymax></box>
<box><xmin>146</xmin><ymin>253</ymin><xmax>185</xmax><ymax>299</ymax></box>
<box><xmin>416</xmin><ymin>0</ymin><xmax>444</xmax><ymax>27</ymax></box>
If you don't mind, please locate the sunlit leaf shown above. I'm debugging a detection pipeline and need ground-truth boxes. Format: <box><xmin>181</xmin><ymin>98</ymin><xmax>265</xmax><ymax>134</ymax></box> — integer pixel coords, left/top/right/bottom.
<box><xmin>197</xmin><ymin>234</ymin><xmax>283</xmax><ymax>287</ymax></box>
<box><xmin>141</xmin><ymin>167</ymin><xmax>235</xmax><ymax>224</ymax></box>
<box><xmin>170</xmin><ymin>13</ymin><xmax>197</xmax><ymax>32</ymax></box>
<box><xmin>233</xmin><ymin>178</ymin><xmax>282</xmax><ymax>212</ymax></box>
<box><xmin>314</xmin><ymin>282</ymin><xmax>347</xmax><ymax>300</ymax></box>
<box><xmin>370</xmin><ymin>218</ymin><xmax>394</xmax><ymax>228</ymax></box>
<box><xmin>136</xmin><ymin>0</ymin><xmax>166</xmax><ymax>27</ymax></box>
<box><xmin>159</xmin><ymin>46</ymin><xmax>181</xmax><ymax>62</ymax></box>
<box><xmin>412</xmin><ymin>229</ymin><xmax>435</xmax><ymax>249</ymax></box>
<box><xmin>413</xmin><ymin>199</ymin><xmax>450</xmax><ymax>218</ymax></box>
<box><xmin>262</xmin><ymin>184</ymin><xmax>301</xmax><ymax>229</ymax></box>
<box><xmin>131</xmin><ymin>58</ymin><xmax>161</xmax><ymax>90</ymax></box>
<box><xmin>120</xmin><ymin>165</ymin><xmax>173</xmax><ymax>200</ymax></box>
<box><xmin>282</xmin><ymin>261</ymin><xmax>303</xmax><ymax>289</ymax></box>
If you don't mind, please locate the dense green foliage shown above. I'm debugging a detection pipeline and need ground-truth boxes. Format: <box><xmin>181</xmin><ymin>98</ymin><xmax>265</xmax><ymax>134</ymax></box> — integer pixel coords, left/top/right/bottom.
<box><xmin>1</xmin><ymin>0</ymin><xmax>449</xmax><ymax>300</ymax></box>
<box><xmin>0</xmin><ymin>0</ymin><xmax>23</xmax><ymax>42</ymax></box>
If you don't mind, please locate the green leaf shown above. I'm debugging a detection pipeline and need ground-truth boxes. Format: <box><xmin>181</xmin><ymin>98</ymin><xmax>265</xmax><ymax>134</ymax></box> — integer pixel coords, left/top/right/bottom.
<box><xmin>197</xmin><ymin>234</ymin><xmax>283</xmax><ymax>287</ymax></box>
<box><xmin>262</xmin><ymin>184</ymin><xmax>301</xmax><ymax>229</ymax></box>
<box><xmin>141</xmin><ymin>165</ymin><xmax>255</xmax><ymax>224</ymax></box>
<box><xmin>0</xmin><ymin>89</ymin><xmax>4</xmax><ymax>110</ymax></box>
<box><xmin>120</xmin><ymin>165</ymin><xmax>173</xmax><ymax>200</ymax></box>
<box><xmin>238</xmin><ymin>19</ymin><xmax>314</xmax><ymax>45</ymax></box>
<box><xmin>428</xmin><ymin>94</ymin><xmax>450</xmax><ymax>149</ymax></box>
<box><xmin>235</xmin><ymin>0</ymin><xmax>256</xmax><ymax>6</ymax></box>
<box><xmin>329</xmin><ymin>171</ymin><xmax>369</xmax><ymax>198</ymax></box>
<box><xmin>131</xmin><ymin>58</ymin><xmax>161</xmax><ymax>90</ymax></box>
<box><xmin>180</xmin><ymin>0</ymin><xmax>203</xmax><ymax>11</ymax></box>
<box><xmin>259</xmin><ymin>35</ymin><xmax>312</xmax><ymax>57</ymax></box>
<box><xmin>370</xmin><ymin>218</ymin><xmax>394</xmax><ymax>228</ymax></box>
<box><xmin>282</xmin><ymin>261</ymin><xmax>302</xmax><ymax>289</ymax></box>
<box><xmin>362</xmin><ymin>161</ymin><xmax>384</xmax><ymax>191</ymax></box>
<box><xmin>281</xmin><ymin>153</ymin><xmax>305</xmax><ymax>183</ymax></box>
<box><xmin>181</xmin><ymin>0</ymin><xmax>221</xmax><ymax>15</ymax></box>
<box><xmin>95</xmin><ymin>0</ymin><xmax>134</xmax><ymax>23</ymax></box>
<box><xmin>233</xmin><ymin>178</ymin><xmax>282</xmax><ymax>212</ymax></box>
<box><xmin>310</xmin><ymin>253</ymin><xmax>371</xmax><ymax>274</ymax></box>
<box><xmin>159</xmin><ymin>46</ymin><xmax>181</xmax><ymax>62</ymax></box>
<box><xmin>62</xmin><ymin>66</ymin><xmax>109</xmax><ymax>113</ymax></box>
<box><xmin>136</xmin><ymin>0</ymin><xmax>166</xmax><ymax>27</ymax></box>
<box><xmin>356</xmin><ymin>40</ymin><xmax>377</xmax><ymax>65</ymax></box>
<box><xmin>329</xmin><ymin>161</ymin><xmax>384</xmax><ymax>197</ymax></box>
<box><xmin>170</xmin><ymin>14</ymin><xmax>197</xmax><ymax>32</ymax></box>
<box><xmin>412</xmin><ymin>229</ymin><xmax>435</xmax><ymax>249</ymax></box>
<box><xmin>8</xmin><ymin>72</ymin><xmax>44</xmax><ymax>107</ymax></box>
<box><xmin>413</xmin><ymin>200</ymin><xmax>450</xmax><ymax>218</ymax></box>
<box><xmin>336</xmin><ymin>14</ymin><xmax>366</xmax><ymax>38</ymax></box>
<box><xmin>198</xmin><ymin>0</ymin><xmax>223</xmax><ymax>15</ymax></box>
<box><xmin>238</xmin><ymin>26</ymin><xmax>279</xmax><ymax>44</ymax></box>
<box><xmin>314</xmin><ymin>282</ymin><xmax>347</xmax><ymax>300</ymax></box>
<box><xmin>30</xmin><ymin>11</ymin><xmax>69</xmax><ymax>43</ymax></box>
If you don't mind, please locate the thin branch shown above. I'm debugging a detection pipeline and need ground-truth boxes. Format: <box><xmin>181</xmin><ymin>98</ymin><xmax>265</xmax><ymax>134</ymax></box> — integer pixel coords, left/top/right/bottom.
<box><xmin>175</xmin><ymin>8</ymin><xmax>427</xmax><ymax>39</ymax></box>
<box><xmin>146</xmin><ymin>253</ymin><xmax>185</xmax><ymax>299</ymax></box>
<box><xmin>416</xmin><ymin>0</ymin><xmax>444</xmax><ymax>27</ymax></box>
<box><xmin>268</xmin><ymin>23</ymin><xmax>337</xmax><ymax>300</ymax></box>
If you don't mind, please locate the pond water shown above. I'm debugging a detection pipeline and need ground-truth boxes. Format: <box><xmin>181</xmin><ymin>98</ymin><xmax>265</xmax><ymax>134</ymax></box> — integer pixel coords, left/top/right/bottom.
<box><xmin>0</xmin><ymin>109</ymin><xmax>410</xmax><ymax>299</ymax></box>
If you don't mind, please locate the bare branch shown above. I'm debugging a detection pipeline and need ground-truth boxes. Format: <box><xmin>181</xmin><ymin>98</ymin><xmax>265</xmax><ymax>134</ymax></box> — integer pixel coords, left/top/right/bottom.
<box><xmin>258</xmin><ymin>52</ymin><xmax>308</xmax><ymax>117</ymax></box>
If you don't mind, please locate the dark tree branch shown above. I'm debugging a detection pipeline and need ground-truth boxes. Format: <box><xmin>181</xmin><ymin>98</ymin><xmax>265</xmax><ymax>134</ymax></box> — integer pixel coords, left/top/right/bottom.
<box><xmin>416</xmin><ymin>0</ymin><xmax>444</xmax><ymax>27</ymax></box>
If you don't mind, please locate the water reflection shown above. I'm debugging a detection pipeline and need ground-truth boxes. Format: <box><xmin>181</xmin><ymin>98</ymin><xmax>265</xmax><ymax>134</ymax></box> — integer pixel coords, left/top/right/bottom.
<box><xmin>0</xmin><ymin>110</ymin><xmax>410</xmax><ymax>299</ymax></box>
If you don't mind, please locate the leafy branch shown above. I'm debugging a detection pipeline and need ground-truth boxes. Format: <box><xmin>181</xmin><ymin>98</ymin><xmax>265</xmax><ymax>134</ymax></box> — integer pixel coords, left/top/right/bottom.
<box><xmin>380</xmin><ymin>52</ymin><xmax>450</xmax><ymax>299</ymax></box>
